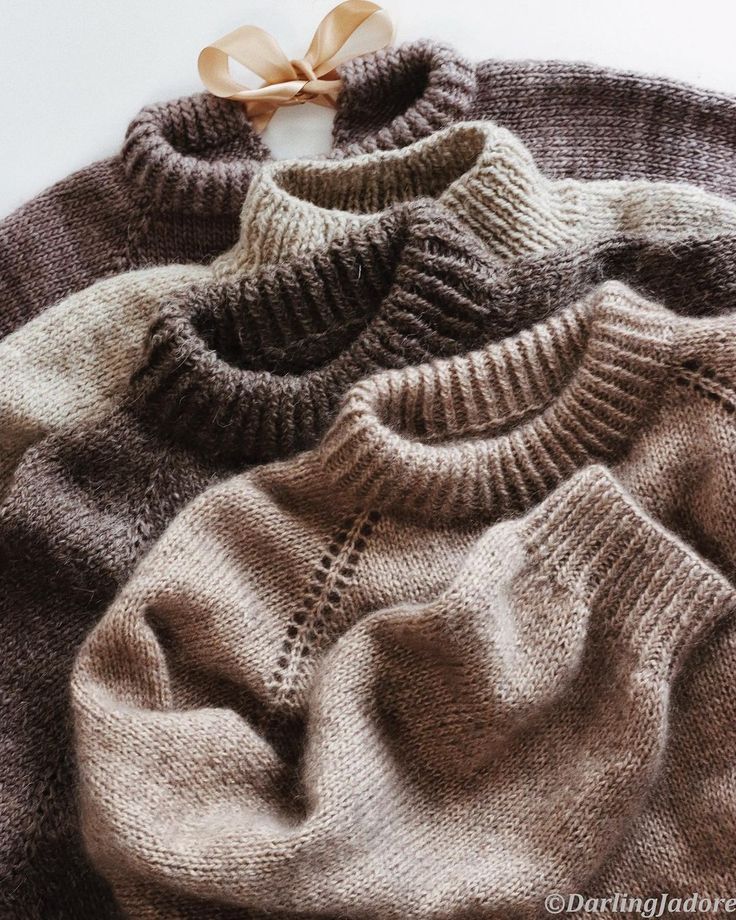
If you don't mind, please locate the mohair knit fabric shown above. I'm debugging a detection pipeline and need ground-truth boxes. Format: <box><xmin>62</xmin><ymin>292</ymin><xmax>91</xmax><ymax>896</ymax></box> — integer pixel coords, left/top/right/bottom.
<box><xmin>0</xmin><ymin>264</ymin><xmax>209</xmax><ymax>496</ymax></box>
<box><xmin>71</xmin><ymin>281</ymin><xmax>736</xmax><ymax>918</ymax></box>
<box><xmin>0</xmin><ymin>200</ymin><xmax>566</xmax><ymax>918</ymax></box>
<box><xmin>5</xmin><ymin>119</ymin><xmax>736</xmax><ymax>497</ymax></box>
<box><xmin>215</xmin><ymin>120</ymin><xmax>736</xmax><ymax>273</ymax></box>
<box><xmin>4</xmin><ymin>39</ymin><xmax>736</xmax><ymax>336</ymax></box>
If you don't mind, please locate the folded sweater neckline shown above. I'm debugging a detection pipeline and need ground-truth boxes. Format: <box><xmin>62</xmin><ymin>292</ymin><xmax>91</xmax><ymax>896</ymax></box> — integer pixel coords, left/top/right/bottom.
<box><xmin>128</xmin><ymin>201</ymin><xmax>499</xmax><ymax>462</ymax></box>
<box><xmin>319</xmin><ymin>281</ymin><xmax>675</xmax><ymax>521</ymax></box>
<box><xmin>222</xmin><ymin>119</ymin><xmax>736</xmax><ymax>271</ymax></box>
<box><xmin>121</xmin><ymin>41</ymin><xmax>478</xmax><ymax>217</ymax></box>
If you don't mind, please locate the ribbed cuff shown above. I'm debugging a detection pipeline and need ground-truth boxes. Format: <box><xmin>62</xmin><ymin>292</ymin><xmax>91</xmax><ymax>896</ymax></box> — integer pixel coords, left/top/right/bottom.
<box><xmin>524</xmin><ymin>465</ymin><xmax>735</xmax><ymax>674</ymax></box>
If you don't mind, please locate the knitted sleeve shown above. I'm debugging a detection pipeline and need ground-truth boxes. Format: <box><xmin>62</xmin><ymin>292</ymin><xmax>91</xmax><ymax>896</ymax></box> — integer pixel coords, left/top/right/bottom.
<box><xmin>0</xmin><ymin>263</ymin><xmax>210</xmax><ymax>498</ymax></box>
<box><xmin>0</xmin><ymin>411</ymin><xmax>212</xmax><ymax>918</ymax></box>
<box><xmin>0</xmin><ymin>156</ymin><xmax>134</xmax><ymax>339</ymax></box>
<box><xmin>68</xmin><ymin>465</ymin><xmax>735</xmax><ymax>918</ymax></box>
<box><xmin>471</xmin><ymin>60</ymin><xmax>736</xmax><ymax>196</ymax></box>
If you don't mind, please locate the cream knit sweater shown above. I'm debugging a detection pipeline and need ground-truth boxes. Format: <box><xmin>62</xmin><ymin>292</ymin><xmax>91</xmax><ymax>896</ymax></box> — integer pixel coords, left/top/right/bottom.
<box><xmin>3</xmin><ymin>121</ymin><xmax>736</xmax><ymax>495</ymax></box>
<box><xmin>220</xmin><ymin>120</ymin><xmax>736</xmax><ymax>272</ymax></box>
<box><xmin>73</xmin><ymin>281</ymin><xmax>736</xmax><ymax>917</ymax></box>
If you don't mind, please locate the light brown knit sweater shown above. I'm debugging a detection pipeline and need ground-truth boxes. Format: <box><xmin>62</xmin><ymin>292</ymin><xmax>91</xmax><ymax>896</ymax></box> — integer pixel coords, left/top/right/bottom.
<box><xmin>73</xmin><ymin>281</ymin><xmax>736</xmax><ymax>918</ymax></box>
<box><xmin>4</xmin><ymin>121</ymin><xmax>736</xmax><ymax>498</ymax></box>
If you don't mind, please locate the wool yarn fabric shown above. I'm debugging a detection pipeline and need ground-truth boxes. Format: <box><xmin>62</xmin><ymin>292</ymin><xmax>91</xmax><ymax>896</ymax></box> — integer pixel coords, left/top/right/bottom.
<box><xmin>71</xmin><ymin>282</ymin><xmax>736</xmax><ymax>917</ymax></box>
<box><xmin>0</xmin><ymin>93</ymin><xmax>266</xmax><ymax>341</ymax></box>
<box><xmin>0</xmin><ymin>200</ymin><xmax>528</xmax><ymax>919</ymax></box>
<box><xmin>0</xmin><ymin>43</ymin><xmax>466</xmax><ymax>340</ymax></box>
<box><xmin>5</xmin><ymin>120</ymin><xmax>736</xmax><ymax>499</ymax></box>
<box><xmin>0</xmin><ymin>264</ymin><xmax>209</xmax><ymax>496</ymax></box>
<box><xmin>4</xmin><ymin>39</ymin><xmax>736</xmax><ymax>337</ymax></box>
<box><xmin>217</xmin><ymin>120</ymin><xmax>736</xmax><ymax>273</ymax></box>
<box><xmin>334</xmin><ymin>40</ymin><xmax>736</xmax><ymax>196</ymax></box>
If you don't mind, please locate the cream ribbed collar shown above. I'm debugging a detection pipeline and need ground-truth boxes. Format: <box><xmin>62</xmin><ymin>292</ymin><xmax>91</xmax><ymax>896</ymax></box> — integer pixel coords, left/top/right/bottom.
<box><xmin>217</xmin><ymin>121</ymin><xmax>736</xmax><ymax>273</ymax></box>
<box><xmin>319</xmin><ymin>281</ymin><xmax>674</xmax><ymax>521</ymax></box>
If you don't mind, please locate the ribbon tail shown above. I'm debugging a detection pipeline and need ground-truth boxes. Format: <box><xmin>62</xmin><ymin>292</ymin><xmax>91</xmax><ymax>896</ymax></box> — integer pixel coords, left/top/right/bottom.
<box><xmin>249</xmin><ymin>108</ymin><xmax>276</xmax><ymax>133</ymax></box>
<box><xmin>304</xmin><ymin>1</ymin><xmax>395</xmax><ymax>76</ymax></box>
<box><xmin>310</xmin><ymin>95</ymin><xmax>339</xmax><ymax>111</ymax></box>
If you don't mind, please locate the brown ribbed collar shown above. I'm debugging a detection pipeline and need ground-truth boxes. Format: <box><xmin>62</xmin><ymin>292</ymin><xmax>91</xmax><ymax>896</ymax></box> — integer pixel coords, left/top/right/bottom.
<box><xmin>320</xmin><ymin>282</ymin><xmax>675</xmax><ymax>521</ymax></box>
<box><xmin>128</xmin><ymin>200</ymin><xmax>499</xmax><ymax>463</ymax></box>
<box><xmin>121</xmin><ymin>41</ymin><xmax>477</xmax><ymax>216</ymax></box>
<box><xmin>331</xmin><ymin>40</ymin><xmax>478</xmax><ymax>152</ymax></box>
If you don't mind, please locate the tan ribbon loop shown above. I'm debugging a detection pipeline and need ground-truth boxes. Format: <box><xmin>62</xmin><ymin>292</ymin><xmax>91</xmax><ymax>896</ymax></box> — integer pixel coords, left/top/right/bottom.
<box><xmin>198</xmin><ymin>0</ymin><xmax>395</xmax><ymax>132</ymax></box>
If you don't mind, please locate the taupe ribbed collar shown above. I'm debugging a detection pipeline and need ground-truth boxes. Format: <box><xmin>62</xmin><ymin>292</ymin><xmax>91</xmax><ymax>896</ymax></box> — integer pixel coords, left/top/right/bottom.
<box><xmin>320</xmin><ymin>281</ymin><xmax>675</xmax><ymax>521</ymax></box>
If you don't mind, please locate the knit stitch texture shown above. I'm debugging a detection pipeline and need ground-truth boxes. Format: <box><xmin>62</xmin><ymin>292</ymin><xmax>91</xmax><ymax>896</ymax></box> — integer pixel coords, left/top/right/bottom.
<box><xmin>5</xmin><ymin>119</ymin><xmax>736</xmax><ymax>497</ymax></box>
<box><xmin>4</xmin><ymin>40</ymin><xmax>736</xmax><ymax>336</ymax></box>
<box><xmin>217</xmin><ymin>120</ymin><xmax>736</xmax><ymax>273</ymax></box>
<box><xmin>0</xmin><ymin>200</ymin><xmax>546</xmax><ymax>917</ymax></box>
<box><xmin>334</xmin><ymin>41</ymin><xmax>736</xmax><ymax>195</ymax></box>
<box><xmin>72</xmin><ymin>281</ymin><xmax>736</xmax><ymax>917</ymax></box>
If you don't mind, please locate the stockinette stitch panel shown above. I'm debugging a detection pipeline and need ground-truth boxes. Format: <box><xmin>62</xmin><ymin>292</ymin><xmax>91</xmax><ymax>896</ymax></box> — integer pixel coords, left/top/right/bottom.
<box><xmin>0</xmin><ymin>263</ymin><xmax>209</xmax><ymax>497</ymax></box>
<box><xmin>72</xmin><ymin>282</ymin><xmax>736</xmax><ymax>917</ymax></box>
<box><xmin>4</xmin><ymin>39</ymin><xmax>736</xmax><ymax>337</ymax></box>
<box><xmin>0</xmin><ymin>93</ymin><xmax>266</xmax><ymax>340</ymax></box>
<box><xmin>5</xmin><ymin>118</ymin><xmax>736</xmax><ymax>497</ymax></box>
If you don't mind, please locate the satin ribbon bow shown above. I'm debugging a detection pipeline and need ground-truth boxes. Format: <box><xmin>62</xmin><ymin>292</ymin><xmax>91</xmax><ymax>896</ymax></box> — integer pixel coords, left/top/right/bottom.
<box><xmin>198</xmin><ymin>0</ymin><xmax>395</xmax><ymax>132</ymax></box>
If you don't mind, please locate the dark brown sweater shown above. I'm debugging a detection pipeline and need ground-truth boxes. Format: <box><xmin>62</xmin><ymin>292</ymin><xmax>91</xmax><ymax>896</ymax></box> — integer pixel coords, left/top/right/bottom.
<box><xmin>3</xmin><ymin>41</ymin><xmax>736</xmax><ymax>339</ymax></box>
<box><xmin>4</xmin><ymin>202</ymin><xmax>736</xmax><ymax>916</ymax></box>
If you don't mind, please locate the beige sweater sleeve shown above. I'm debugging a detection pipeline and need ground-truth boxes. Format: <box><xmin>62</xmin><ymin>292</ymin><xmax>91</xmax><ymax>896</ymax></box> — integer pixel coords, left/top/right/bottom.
<box><xmin>0</xmin><ymin>263</ymin><xmax>209</xmax><ymax>495</ymax></box>
<box><xmin>71</xmin><ymin>465</ymin><xmax>734</xmax><ymax>919</ymax></box>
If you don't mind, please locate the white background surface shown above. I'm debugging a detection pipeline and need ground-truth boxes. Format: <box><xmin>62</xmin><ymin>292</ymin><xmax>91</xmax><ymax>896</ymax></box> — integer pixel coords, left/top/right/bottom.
<box><xmin>1</xmin><ymin>0</ymin><xmax>736</xmax><ymax>219</ymax></box>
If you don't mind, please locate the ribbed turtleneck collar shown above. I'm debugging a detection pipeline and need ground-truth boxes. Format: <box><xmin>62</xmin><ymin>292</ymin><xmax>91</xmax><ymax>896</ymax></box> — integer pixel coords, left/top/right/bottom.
<box><xmin>332</xmin><ymin>40</ymin><xmax>478</xmax><ymax>152</ymax></box>
<box><xmin>121</xmin><ymin>41</ymin><xmax>477</xmax><ymax>216</ymax></box>
<box><xmin>217</xmin><ymin>118</ymin><xmax>736</xmax><ymax>272</ymax></box>
<box><xmin>128</xmin><ymin>200</ymin><xmax>506</xmax><ymax>463</ymax></box>
<box><xmin>216</xmin><ymin>120</ymin><xmax>497</xmax><ymax>272</ymax></box>
<box><xmin>121</xmin><ymin>92</ymin><xmax>269</xmax><ymax>217</ymax></box>
<box><xmin>320</xmin><ymin>281</ymin><xmax>675</xmax><ymax>521</ymax></box>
